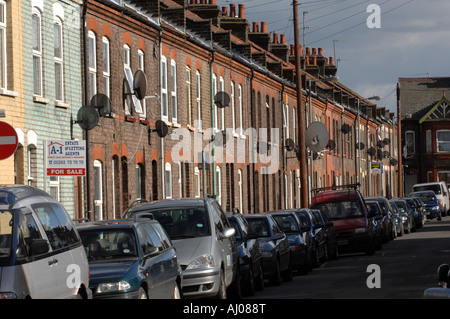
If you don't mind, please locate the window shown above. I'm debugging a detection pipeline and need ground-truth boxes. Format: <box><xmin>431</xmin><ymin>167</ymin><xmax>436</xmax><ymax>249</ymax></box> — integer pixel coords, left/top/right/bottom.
<box><xmin>405</xmin><ymin>130</ymin><xmax>415</xmax><ymax>156</ymax></box>
<box><xmin>49</xmin><ymin>176</ymin><xmax>60</xmax><ymax>201</ymax></box>
<box><xmin>426</xmin><ymin>130</ymin><xmax>432</xmax><ymax>154</ymax></box>
<box><xmin>32</xmin><ymin>203</ymin><xmax>80</xmax><ymax>250</ymax></box>
<box><xmin>0</xmin><ymin>1</ymin><xmax>6</xmax><ymax>89</ymax></box>
<box><xmin>165</xmin><ymin>162</ymin><xmax>172</xmax><ymax>199</ymax></box>
<box><xmin>186</xmin><ymin>67</ymin><xmax>192</xmax><ymax>125</ymax></box>
<box><xmin>88</xmin><ymin>31</ymin><xmax>96</xmax><ymax>100</ymax></box>
<box><xmin>123</xmin><ymin>45</ymin><xmax>142</xmax><ymax>114</ymax></box>
<box><xmin>213</xmin><ymin>73</ymin><xmax>217</xmax><ymax>130</ymax></box>
<box><xmin>231</xmin><ymin>82</ymin><xmax>236</xmax><ymax>134</ymax></box>
<box><xmin>54</xmin><ymin>17</ymin><xmax>64</xmax><ymax>101</ymax></box>
<box><xmin>137</xmin><ymin>49</ymin><xmax>145</xmax><ymax>117</ymax></box>
<box><xmin>16</xmin><ymin>210</ymin><xmax>42</xmax><ymax>259</ymax></box>
<box><xmin>219</xmin><ymin>76</ymin><xmax>225</xmax><ymax>130</ymax></box>
<box><xmin>161</xmin><ymin>56</ymin><xmax>168</xmax><ymax>120</ymax></box>
<box><xmin>194</xmin><ymin>166</ymin><xmax>200</xmax><ymax>198</ymax></box>
<box><xmin>239</xmin><ymin>84</ymin><xmax>243</xmax><ymax>136</ymax></box>
<box><xmin>136</xmin><ymin>163</ymin><xmax>145</xmax><ymax>200</ymax></box>
<box><xmin>94</xmin><ymin>160</ymin><xmax>103</xmax><ymax>220</ymax></box>
<box><xmin>32</xmin><ymin>8</ymin><xmax>43</xmax><ymax>96</ymax></box>
<box><xmin>170</xmin><ymin>59</ymin><xmax>177</xmax><ymax>122</ymax></box>
<box><xmin>437</xmin><ymin>130</ymin><xmax>450</xmax><ymax>152</ymax></box>
<box><xmin>102</xmin><ymin>37</ymin><xmax>110</xmax><ymax>98</ymax></box>
<box><xmin>196</xmin><ymin>71</ymin><xmax>201</xmax><ymax>128</ymax></box>
<box><xmin>215</xmin><ymin>166</ymin><xmax>221</xmax><ymax>205</ymax></box>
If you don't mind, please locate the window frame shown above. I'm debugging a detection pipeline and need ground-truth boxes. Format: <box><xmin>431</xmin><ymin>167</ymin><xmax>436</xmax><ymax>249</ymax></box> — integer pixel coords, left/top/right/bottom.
<box><xmin>32</xmin><ymin>7</ymin><xmax>43</xmax><ymax>97</ymax></box>
<box><xmin>53</xmin><ymin>16</ymin><xmax>64</xmax><ymax>102</ymax></box>
<box><xmin>88</xmin><ymin>30</ymin><xmax>97</xmax><ymax>101</ymax></box>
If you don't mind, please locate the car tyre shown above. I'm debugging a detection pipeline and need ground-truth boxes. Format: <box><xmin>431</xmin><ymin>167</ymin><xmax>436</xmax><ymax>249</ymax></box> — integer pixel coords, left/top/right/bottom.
<box><xmin>172</xmin><ymin>283</ymin><xmax>181</xmax><ymax>299</ymax></box>
<box><xmin>138</xmin><ymin>287</ymin><xmax>148</xmax><ymax>299</ymax></box>
<box><xmin>215</xmin><ymin>269</ymin><xmax>227</xmax><ymax>299</ymax></box>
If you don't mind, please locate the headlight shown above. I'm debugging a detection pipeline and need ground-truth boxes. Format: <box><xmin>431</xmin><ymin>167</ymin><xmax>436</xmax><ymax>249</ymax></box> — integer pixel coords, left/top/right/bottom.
<box><xmin>354</xmin><ymin>228</ymin><xmax>367</xmax><ymax>234</ymax></box>
<box><xmin>432</xmin><ymin>205</ymin><xmax>440</xmax><ymax>211</ymax></box>
<box><xmin>186</xmin><ymin>254</ymin><xmax>214</xmax><ymax>270</ymax></box>
<box><xmin>96</xmin><ymin>281</ymin><xmax>131</xmax><ymax>294</ymax></box>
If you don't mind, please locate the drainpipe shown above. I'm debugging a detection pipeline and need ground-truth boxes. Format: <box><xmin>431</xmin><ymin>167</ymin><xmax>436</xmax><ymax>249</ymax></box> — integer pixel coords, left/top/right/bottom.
<box><xmin>210</xmin><ymin>51</ymin><xmax>216</xmax><ymax>197</ymax></box>
<box><xmin>82</xmin><ymin>0</ymin><xmax>91</xmax><ymax>220</ymax></box>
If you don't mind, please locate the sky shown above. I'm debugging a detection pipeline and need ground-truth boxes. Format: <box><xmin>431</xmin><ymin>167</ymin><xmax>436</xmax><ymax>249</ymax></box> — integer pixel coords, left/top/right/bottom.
<box><xmin>216</xmin><ymin>0</ymin><xmax>450</xmax><ymax>115</ymax></box>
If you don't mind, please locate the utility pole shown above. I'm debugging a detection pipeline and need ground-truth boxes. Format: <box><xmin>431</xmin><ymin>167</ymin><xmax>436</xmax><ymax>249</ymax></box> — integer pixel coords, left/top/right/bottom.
<box><xmin>293</xmin><ymin>0</ymin><xmax>308</xmax><ymax>207</ymax></box>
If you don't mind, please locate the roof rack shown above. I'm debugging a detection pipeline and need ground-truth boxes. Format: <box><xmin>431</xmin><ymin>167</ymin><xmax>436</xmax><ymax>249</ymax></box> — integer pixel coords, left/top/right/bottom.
<box><xmin>312</xmin><ymin>183</ymin><xmax>360</xmax><ymax>194</ymax></box>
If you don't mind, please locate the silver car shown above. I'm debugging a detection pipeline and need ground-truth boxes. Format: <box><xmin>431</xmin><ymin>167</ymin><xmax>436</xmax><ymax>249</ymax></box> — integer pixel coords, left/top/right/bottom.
<box><xmin>123</xmin><ymin>196</ymin><xmax>238</xmax><ymax>299</ymax></box>
<box><xmin>0</xmin><ymin>185</ymin><xmax>90</xmax><ymax>299</ymax></box>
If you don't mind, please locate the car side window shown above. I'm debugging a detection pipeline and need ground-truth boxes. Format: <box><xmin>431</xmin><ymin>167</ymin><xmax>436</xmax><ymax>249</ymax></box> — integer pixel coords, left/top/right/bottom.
<box><xmin>32</xmin><ymin>202</ymin><xmax>80</xmax><ymax>250</ymax></box>
<box><xmin>210</xmin><ymin>202</ymin><xmax>225</xmax><ymax>232</ymax></box>
<box><xmin>137</xmin><ymin>226</ymin><xmax>156</xmax><ymax>254</ymax></box>
<box><xmin>141</xmin><ymin>224</ymin><xmax>163</xmax><ymax>251</ymax></box>
<box><xmin>268</xmin><ymin>216</ymin><xmax>281</xmax><ymax>235</ymax></box>
<box><xmin>15</xmin><ymin>209</ymin><xmax>43</xmax><ymax>259</ymax></box>
<box><xmin>151</xmin><ymin>223</ymin><xmax>172</xmax><ymax>249</ymax></box>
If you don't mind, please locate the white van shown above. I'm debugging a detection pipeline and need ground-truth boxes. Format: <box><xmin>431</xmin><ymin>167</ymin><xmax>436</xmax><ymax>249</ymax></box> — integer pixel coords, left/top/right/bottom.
<box><xmin>412</xmin><ymin>182</ymin><xmax>449</xmax><ymax>217</ymax></box>
<box><xmin>0</xmin><ymin>185</ymin><xmax>91</xmax><ymax>299</ymax></box>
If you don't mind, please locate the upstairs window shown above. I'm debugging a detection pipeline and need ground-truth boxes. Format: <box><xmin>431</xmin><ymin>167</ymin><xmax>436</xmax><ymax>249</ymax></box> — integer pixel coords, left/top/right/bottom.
<box><xmin>437</xmin><ymin>130</ymin><xmax>450</xmax><ymax>152</ymax></box>
<box><xmin>32</xmin><ymin>8</ymin><xmax>43</xmax><ymax>96</ymax></box>
<box><xmin>0</xmin><ymin>1</ymin><xmax>6</xmax><ymax>89</ymax></box>
<box><xmin>54</xmin><ymin>17</ymin><xmax>64</xmax><ymax>101</ymax></box>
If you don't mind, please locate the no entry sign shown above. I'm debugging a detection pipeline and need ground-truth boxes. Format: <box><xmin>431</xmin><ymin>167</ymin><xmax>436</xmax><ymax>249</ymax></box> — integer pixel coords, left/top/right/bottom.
<box><xmin>0</xmin><ymin>121</ymin><xmax>18</xmax><ymax>160</ymax></box>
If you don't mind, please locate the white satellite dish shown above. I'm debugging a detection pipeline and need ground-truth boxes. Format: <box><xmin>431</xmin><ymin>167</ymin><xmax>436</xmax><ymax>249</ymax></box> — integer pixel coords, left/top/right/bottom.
<box><xmin>306</xmin><ymin>122</ymin><xmax>329</xmax><ymax>153</ymax></box>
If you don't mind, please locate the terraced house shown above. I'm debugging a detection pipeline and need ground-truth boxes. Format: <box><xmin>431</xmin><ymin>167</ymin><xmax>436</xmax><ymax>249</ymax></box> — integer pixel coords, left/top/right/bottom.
<box><xmin>0</xmin><ymin>0</ymin><xmax>399</xmax><ymax>219</ymax></box>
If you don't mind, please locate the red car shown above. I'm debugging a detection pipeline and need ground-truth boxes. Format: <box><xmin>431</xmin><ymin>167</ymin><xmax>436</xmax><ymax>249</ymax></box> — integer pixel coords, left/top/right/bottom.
<box><xmin>311</xmin><ymin>185</ymin><xmax>377</xmax><ymax>256</ymax></box>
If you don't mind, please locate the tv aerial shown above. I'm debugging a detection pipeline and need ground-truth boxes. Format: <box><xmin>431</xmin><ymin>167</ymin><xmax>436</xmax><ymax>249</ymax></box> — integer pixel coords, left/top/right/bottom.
<box><xmin>306</xmin><ymin>122</ymin><xmax>329</xmax><ymax>153</ymax></box>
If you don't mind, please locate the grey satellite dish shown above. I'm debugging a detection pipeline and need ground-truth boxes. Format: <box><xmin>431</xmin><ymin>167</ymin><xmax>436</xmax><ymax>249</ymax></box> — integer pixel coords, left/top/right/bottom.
<box><xmin>134</xmin><ymin>69</ymin><xmax>147</xmax><ymax>100</ymax></box>
<box><xmin>214</xmin><ymin>91</ymin><xmax>230</xmax><ymax>108</ymax></box>
<box><xmin>383</xmin><ymin>138</ymin><xmax>390</xmax><ymax>145</ymax></box>
<box><xmin>367</xmin><ymin>147</ymin><xmax>376</xmax><ymax>156</ymax></box>
<box><xmin>306</xmin><ymin>122</ymin><xmax>329</xmax><ymax>153</ymax></box>
<box><xmin>356</xmin><ymin>142</ymin><xmax>365</xmax><ymax>150</ymax></box>
<box><xmin>285</xmin><ymin>138</ymin><xmax>295</xmax><ymax>152</ymax></box>
<box><xmin>76</xmin><ymin>105</ymin><xmax>99</xmax><ymax>130</ymax></box>
<box><xmin>154</xmin><ymin>120</ymin><xmax>168</xmax><ymax>138</ymax></box>
<box><xmin>90</xmin><ymin>93</ymin><xmax>111</xmax><ymax>117</ymax></box>
<box><xmin>341</xmin><ymin>124</ymin><xmax>350</xmax><ymax>134</ymax></box>
<box><xmin>214</xmin><ymin>130</ymin><xmax>230</xmax><ymax>146</ymax></box>
<box><xmin>326</xmin><ymin>139</ymin><xmax>336</xmax><ymax>151</ymax></box>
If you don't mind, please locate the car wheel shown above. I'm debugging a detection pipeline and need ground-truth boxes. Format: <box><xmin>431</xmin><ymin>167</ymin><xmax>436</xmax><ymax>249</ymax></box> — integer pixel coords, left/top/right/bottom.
<box><xmin>215</xmin><ymin>269</ymin><xmax>227</xmax><ymax>299</ymax></box>
<box><xmin>138</xmin><ymin>287</ymin><xmax>148</xmax><ymax>299</ymax></box>
<box><xmin>255</xmin><ymin>264</ymin><xmax>264</xmax><ymax>291</ymax></box>
<box><xmin>244</xmin><ymin>268</ymin><xmax>255</xmax><ymax>296</ymax></box>
<box><xmin>270</xmin><ymin>259</ymin><xmax>282</xmax><ymax>286</ymax></box>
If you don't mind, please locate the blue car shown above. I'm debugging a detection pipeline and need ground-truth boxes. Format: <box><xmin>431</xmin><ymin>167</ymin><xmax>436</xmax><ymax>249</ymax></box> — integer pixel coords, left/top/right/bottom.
<box><xmin>411</xmin><ymin>190</ymin><xmax>442</xmax><ymax>220</ymax></box>
<box><xmin>76</xmin><ymin>218</ymin><xmax>182</xmax><ymax>299</ymax></box>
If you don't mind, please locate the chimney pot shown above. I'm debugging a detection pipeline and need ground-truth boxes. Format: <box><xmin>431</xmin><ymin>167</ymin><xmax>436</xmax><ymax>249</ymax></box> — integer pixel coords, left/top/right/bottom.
<box><xmin>280</xmin><ymin>34</ymin><xmax>286</xmax><ymax>44</ymax></box>
<box><xmin>329</xmin><ymin>57</ymin><xmax>334</xmax><ymax>65</ymax></box>
<box><xmin>222</xmin><ymin>6</ymin><xmax>227</xmax><ymax>15</ymax></box>
<box><xmin>261</xmin><ymin>21</ymin><xmax>268</xmax><ymax>33</ymax></box>
<box><xmin>230</xmin><ymin>4</ymin><xmax>236</xmax><ymax>17</ymax></box>
<box><xmin>210</xmin><ymin>0</ymin><xmax>216</xmax><ymax>4</ymax></box>
<box><xmin>318</xmin><ymin>47</ymin><xmax>323</xmax><ymax>56</ymax></box>
<box><xmin>306</xmin><ymin>47</ymin><xmax>310</xmax><ymax>56</ymax></box>
<box><xmin>200</xmin><ymin>0</ymin><xmax>206</xmax><ymax>4</ymax></box>
<box><xmin>273</xmin><ymin>33</ymin><xmax>279</xmax><ymax>44</ymax></box>
<box><xmin>312</xmin><ymin>48</ymin><xmax>317</xmax><ymax>56</ymax></box>
<box><xmin>238</xmin><ymin>4</ymin><xmax>245</xmax><ymax>19</ymax></box>
<box><xmin>290</xmin><ymin>44</ymin><xmax>295</xmax><ymax>56</ymax></box>
<box><xmin>252</xmin><ymin>22</ymin><xmax>259</xmax><ymax>32</ymax></box>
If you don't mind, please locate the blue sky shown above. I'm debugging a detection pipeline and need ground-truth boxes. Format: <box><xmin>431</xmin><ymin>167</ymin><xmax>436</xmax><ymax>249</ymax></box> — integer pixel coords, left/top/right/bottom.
<box><xmin>216</xmin><ymin>0</ymin><xmax>450</xmax><ymax>115</ymax></box>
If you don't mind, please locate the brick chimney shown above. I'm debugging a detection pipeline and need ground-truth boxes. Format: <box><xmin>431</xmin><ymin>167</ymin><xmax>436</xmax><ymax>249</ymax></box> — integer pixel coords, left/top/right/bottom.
<box><xmin>269</xmin><ymin>33</ymin><xmax>290</xmax><ymax>62</ymax></box>
<box><xmin>248</xmin><ymin>21</ymin><xmax>270</xmax><ymax>50</ymax></box>
<box><xmin>219</xmin><ymin>3</ymin><xmax>249</xmax><ymax>42</ymax></box>
<box><xmin>187</xmin><ymin>0</ymin><xmax>221</xmax><ymax>22</ymax></box>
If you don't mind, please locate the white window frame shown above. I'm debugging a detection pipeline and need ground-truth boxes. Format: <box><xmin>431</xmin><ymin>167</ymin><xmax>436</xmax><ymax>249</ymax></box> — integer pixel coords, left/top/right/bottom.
<box><xmin>54</xmin><ymin>16</ymin><xmax>64</xmax><ymax>102</ymax></box>
<box><xmin>219</xmin><ymin>76</ymin><xmax>225</xmax><ymax>131</ymax></box>
<box><xmin>196</xmin><ymin>70</ymin><xmax>201</xmax><ymax>129</ymax></box>
<box><xmin>49</xmin><ymin>176</ymin><xmax>60</xmax><ymax>201</ymax></box>
<box><xmin>123</xmin><ymin>44</ymin><xmax>142</xmax><ymax>114</ymax></box>
<box><xmin>88</xmin><ymin>30</ymin><xmax>97</xmax><ymax>101</ymax></box>
<box><xmin>165</xmin><ymin>162</ymin><xmax>172</xmax><ymax>199</ymax></box>
<box><xmin>437</xmin><ymin>129</ymin><xmax>450</xmax><ymax>153</ymax></box>
<box><xmin>0</xmin><ymin>1</ymin><xmax>6</xmax><ymax>90</ymax></box>
<box><xmin>102</xmin><ymin>37</ymin><xmax>110</xmax><ymax>98</ymax></box>
<box><xmin>170</xmin><ymin>59</ymin><xmax>177</xmax><ymax>123</ymax></box>
<box><xmin>186</xmin><ymin>66</ymin><xmax>191</xmax><ymax>126</ymax></box>
<box><xmin>213</xmin><ymin>73</ymin><xmax>218</xmax><ymax>131</ymax></box>
<box><xmin>137</xmin><ymin>49</ymin><xmax>146</xmax><ymax>118</ymax></box>
<box><xmin>161</xmin><ymin>56</ymin><xmax>168</xmax><ymax>121</ymax></box>
<box><xmin>32</xmin><ymin>8</ymin><xmax>43</xmax><ymax>96</ymax></box>
<box><xmin>231</xmin><ymin>81</ymin><xmax>236</xmax><ymax>135</ymax></box>
<box><xmin>238</xmin><ymin>84</ymin><xmax>243</xmax><ymax>137</ymax></box>
<box><xmin>194</xmin><ymin>166</ymin><xmax>200</xmax><ymax>198</ymax></box>
<box><xmin>216</xmin><ymin>165</ymin><xmax>221</xmax><ymax>205</ymax></box>
<box><xmin>94</xmin><ymin>160</ymin><xmax>103</xmax><ymax>220</ymax></box>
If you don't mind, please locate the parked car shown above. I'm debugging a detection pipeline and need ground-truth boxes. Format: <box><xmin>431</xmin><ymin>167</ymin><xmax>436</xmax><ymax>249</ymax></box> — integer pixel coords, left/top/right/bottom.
<box><xmin>76</xmin><ymin>218</ymin><xmax>182</xmax><ymax>299</ymax></box>
<box><xmin>244</xmin><ymin>214</ymin><xmax>292</xmax><ymax>285</ymax></box>
<box><xmin>270</xmin><ymin>211</ymin><xmax>309</xmax><ymax>274</ymax></box>
<box><xmin>0</xmin><ymin>185</ymin><xmax>91</xmax><ymax>299</ymax></box>
<box><xmin>410</xmin><ymin>196</ymin><xmax>427</xmax><ymax>227</ymax></box>
<box><xmin>122</xmin><ymin>196</ymin><xmax>238</xmax><ymax>299</ymax></box>
<box><xmin>226</xmin><ymin>210</ymin><xmax>264</xmax><ymax>296</ymax></box>
<box><xmin>365</xmin><ymin>201</ymin><xmax>383</xmax><ymax>250</ymax></box>
<box><xmin>411</xmin><ymin>190</ymin><xmax>441</xmax><ymax>220</ymax></box>
<box><xmin>310</xmin><ymin>209</ymin><xmax>338</xmax><ymax>260</ymax></box>
<box><xmin>389</xmin><ymin>200</ymin><xmax>404</xmax><ymax>237</ymax></box>
<box><xmin>412</xmin><ymin>182</ymin><xmax>449</xmax><ymax>217</ymax></box>
<box><xmin>403</xmin><ymin>197</ymin><xmax>424</xmax><ymax>229</ymax></box>
<box><xmin>365</xmin><ymin>196</ymin><xmax>396</xmax><ymax>242</ymax></box>
<box><xmin>390</xmin><ymin>199</ymin><xmax>415</xmax><ymax>233</ymax></box>
<box><xmin>311</xmin><ymin>186</ymin><xmax>377</xmax><ymax>255</ymax></box>
<box><xmin>286</xmin><ymin>209</ymin><xmax>315</xmax><ymax>273</ymax></box>
<box><xmin>307</xmin><ymin>209</ymin><xmax>329</xmax><ymax>265</ymax></box>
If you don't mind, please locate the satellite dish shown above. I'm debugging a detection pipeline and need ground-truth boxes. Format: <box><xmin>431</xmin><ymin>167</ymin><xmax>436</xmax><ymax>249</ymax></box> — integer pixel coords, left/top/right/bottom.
<box><xmin>154</xmin><ymin>120</ymin><xmax>168</xmax><ymax>138</ymax></box>
<box><xmin>285</xmin><ymin>138</ymin><xmax>295</xmax><ymax>152</ymax></box>
<box><xmin>377</xmin><ymin>149</ymin><xmax>383</xmax><ymax>159</ymax></box>
<box><xmin>214</xmin><ymin>130</ymin><xmax>231</xmax><ymax>146</ymax></box>
<box><xmin>390</xmin><ymin>158</ymin><xmax>398</xmax><ymax>165</ymax></box>
<box><xmin>377</xmin><ymin>140</ymin><xmax>385</xmax><ymax>148</ymax></box>
<box><xmin>367</xmin><ymin>147</ymin><xmax>376</xmax><ymax>156</ymax></box>
<box><xmin>383</xmin><ymin>151</ymin><xmax>390</xmax><ymax>158</ymax></box>
<box><xmin>133</xmin><ymin>69</ymin><xmax>147</xmax><ymax>100</ymax></box>
<box><xmin>383</xmin><ymin>138</ymin><xmax>390</xmax><ymax>145</ymax></box>
<box><xmin>214</xmin><ymin>91</ymin><xmax>230</xmax><ymax>108</ymax></box>
<box><xmin>76</xmin><ymin>105</ymin><xmax>99</xmax><ymax>130</ymax></box>
<box><xmin>90</xmin><ymin>93</ymin><xmax>111</xmax><ymax>117</ymax></box>
<box><xmin>341</xmin><ymin>124</ymin><xmax>350</xmax><ymax>134</ymax></box>
<box><xmin>356</xmin><ymin>142</ymin><xmax>365</xmax><ymax>150</ymax></box>
<box><xmin>306</xmin><ymin>122</ymin><xmax>329</xmax><ymax>153</ymax></box>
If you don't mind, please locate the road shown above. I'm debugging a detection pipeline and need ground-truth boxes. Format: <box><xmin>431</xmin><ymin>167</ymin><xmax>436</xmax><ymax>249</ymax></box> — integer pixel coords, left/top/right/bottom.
<box><xmin>248</xmin><ymin>216</ymin><xmax>450</xmax><ymax>299</ymax></box>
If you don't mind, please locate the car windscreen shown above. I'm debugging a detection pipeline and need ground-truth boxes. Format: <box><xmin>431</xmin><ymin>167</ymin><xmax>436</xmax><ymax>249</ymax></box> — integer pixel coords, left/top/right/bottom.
<box><xmin>79</xmin><ymin>228</ymin><xmax>138</xmax><ymax>261</ymax></box>
<box><xmin>312</xmin><ymin>199</ymin><xmax>365</xmax><ymax>221</ymax></box>
<box><xmin>412</xmin><ymin>192</ymin><xmax>437</xmax><ymax>202</ymax></box>
<box><xmin>413</xmin><ymin>185</ymin><xmax>441</xmax><ymax>194</ymax></box>
<box><xmin>272</xmin><ymin>215</ymin><xmax>299</xmax><ymax>233</ymax></box>
<box><xmin>392</xmin><ymin>201</ymin><xmax>407</xmax><ymax>212</ymax></box>
<box><xmin>138</xmin><ymin>207</ymin><xmax>210</xmax><ymax>240</ymax></box>
<box><xmin>246</xmin><ymin>218</ymin><xmax>271</xmax><ymax>238</ymax></box>
<box><xmin>0</xmin><ymin>210</ymin><xmax>13</xmax><ymax>258</ymax></box>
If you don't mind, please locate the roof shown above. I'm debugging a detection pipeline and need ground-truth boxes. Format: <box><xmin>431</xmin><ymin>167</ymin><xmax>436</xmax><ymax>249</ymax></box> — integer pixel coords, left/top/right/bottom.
<box><xmin>0</xmin><ymin>185</ymin><xmax>52</xmax><ymax>206</ymax></box>
<box><xmin>311</xmin><ymin>189</ymin><xmax>361</xmax><ymax>205</ymax></box>
<box><xmin>75</xmin><ymin>218</ymin><xmax>155</xmax><ymax>231</ymax></box>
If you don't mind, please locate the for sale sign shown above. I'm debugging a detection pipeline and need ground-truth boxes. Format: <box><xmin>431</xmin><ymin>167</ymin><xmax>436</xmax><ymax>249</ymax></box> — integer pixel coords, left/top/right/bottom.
<box><xmin>46</xmin><ymin>140</ymin><xmax>86</xmax><ymax>176</ymax></box>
